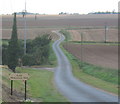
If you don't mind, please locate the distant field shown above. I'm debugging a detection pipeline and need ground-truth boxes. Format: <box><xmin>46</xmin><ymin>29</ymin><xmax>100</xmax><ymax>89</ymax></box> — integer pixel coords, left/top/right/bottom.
<box><xmin>2</xmin><ymin>14</ymin><xmax>117</xmax><ymax>28</ymax></box>
<box><xmin>63</xmin><ymin>43</ymin><xmax>118</xmax><ymax>69</ymax></box>
<box><xmin>2</xmin><ymin>28</ymin><xmax>59</xmax><ymax>40</ymax></box>
<box><xmin>68</xmin><ymin>28</ymin><xmax>118</xmax><ymax>42</ymax></box>
<box><xmin>2</xmin><ymin>14</ymin><xmax>117</xmax><ymax>40</ymax></box>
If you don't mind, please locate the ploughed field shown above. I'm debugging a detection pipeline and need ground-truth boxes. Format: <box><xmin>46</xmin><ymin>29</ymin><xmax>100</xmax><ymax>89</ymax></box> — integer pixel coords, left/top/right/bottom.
<box><xmin>2</xmin><ymin>14</ymin><xmax>117</xmax><ymax>40</ymax></box>
<box><xmin>2</xmin><ymin>28</ymin><xmax>59</xmax><ymax>40</ymax></box>
<box><xmin>63</xmin><ymin>43</ymin><xmax>118</xmax><ymax>69</ymax></box>
<box><xmin>2</xmin><ymin>14</ymin><xmax>117</xmax><ymax>28</ymax></box>
<box><xmin>68</xmin><ymin>28</ymin><xmax>118</xmax><ymax>42</ymax></box>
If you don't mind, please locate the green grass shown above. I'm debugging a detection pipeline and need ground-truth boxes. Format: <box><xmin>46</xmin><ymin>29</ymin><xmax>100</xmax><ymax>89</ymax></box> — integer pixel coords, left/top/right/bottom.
<box><xmin>48</xmin><ymin>41</ymin><xmax>57</xmax><ymax>67</ymax></box>
<box><xmin>65</xmin><ymin>26</ymin><xmax>117</xmax><ymax>30</ymax></box>
<box><xmin>0</xmin><ymin>39</ymin><xmax>9</xmax><ymax>45</ymax></box>
<box><xmin>2</xmin><ymin>68</ymin><xmax>25</xmax><ymax>94</ymax></box>
<box><xmin>16</xmin><ymin>67</ymin><xmax>68</xmax><ymax>102</ymax></box>
<box><xmin>70</xmin><ymin>41</ymin><xmax>120</xmax><ymax>46</ymax></box>
<box><xmin>2</xmin><ymin>68</ymin><xmax>68</xmax><ymax>102</ymax></box>
<box><xmin>79</xmin><ymin>62</ymin><xmax>118</xmax><ymax>84</ymax></box>
<box><xmin>60</xmin><ymin>43</ymin><xmax>118</xmax><ymax>94</ymax></box>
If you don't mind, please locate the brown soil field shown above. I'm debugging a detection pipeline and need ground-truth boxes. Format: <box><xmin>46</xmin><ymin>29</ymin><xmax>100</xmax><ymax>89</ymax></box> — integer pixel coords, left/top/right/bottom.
<box><xmin>2</xmin><ymin>28</ymin><xmax>59</xmax><ymax>40</ymax></box>
<box><xmin>2</xmin><ymin>14</ymin><xmax>117</xmax><ymax>29</ymax></box>
<box><xmin>63</xmin><ymin>43</ymin><xmax>118</xmax><ymax>69</ymax></box>
<box><xmin>68</xmin><ymin>28</ymin><xmax>118</xmax><ymax>42</ymax></box>
<box><xmin>2</xmin><ymin>14</ymin><xmax>117</xmax><ymax>40</ymax></box>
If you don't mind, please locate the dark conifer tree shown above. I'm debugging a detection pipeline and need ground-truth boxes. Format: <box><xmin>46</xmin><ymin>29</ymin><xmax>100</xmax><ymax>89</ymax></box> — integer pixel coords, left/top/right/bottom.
<box><xmin>7</xmin><ymin>13</ymin><xmax>19</xmax><ymax>72</ymax></box>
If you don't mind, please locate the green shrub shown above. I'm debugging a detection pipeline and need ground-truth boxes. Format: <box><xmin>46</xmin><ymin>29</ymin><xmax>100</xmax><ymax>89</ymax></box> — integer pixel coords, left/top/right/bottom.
<box><xmin>22</xmin><ymin>34</ymin><xmax>51</xmax><ymax>66</ymax></box>
<box><xmin>22</xmin><ymin>54</ymin><xmax>35</xmax><ymax>66</ymax></box>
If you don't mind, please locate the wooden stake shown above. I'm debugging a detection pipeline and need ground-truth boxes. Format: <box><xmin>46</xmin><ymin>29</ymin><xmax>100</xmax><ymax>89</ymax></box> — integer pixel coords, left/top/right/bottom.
<box><xmin>25</xmin><ymin>80</ymin><xmax>27</xmax><ymax>100</ymax></box>
<box><xmin>11</xmin><ymin>80</ymin><xmax>13</xmax><ymax>95</ymax></box>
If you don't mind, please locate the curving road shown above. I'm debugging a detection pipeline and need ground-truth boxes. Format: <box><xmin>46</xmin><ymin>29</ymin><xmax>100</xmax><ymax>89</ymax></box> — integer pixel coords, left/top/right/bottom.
<box><xmin>52</xmin><ymin>30</ymin><xmax>118</xmax><ymax>102</ymax></box>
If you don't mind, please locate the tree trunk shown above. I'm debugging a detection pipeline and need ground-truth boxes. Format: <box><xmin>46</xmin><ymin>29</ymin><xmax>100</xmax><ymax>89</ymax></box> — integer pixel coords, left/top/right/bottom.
<box><xmin>12</xmin><ymin>68</ymin><xmax>16</xmax><ymax>73</ymax></box>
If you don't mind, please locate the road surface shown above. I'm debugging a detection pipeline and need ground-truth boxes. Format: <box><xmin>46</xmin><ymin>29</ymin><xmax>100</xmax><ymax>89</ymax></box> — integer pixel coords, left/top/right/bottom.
<box><xmin>52</xmin><ymin>30</ymin><xmax>118</xmax><ymax>102</ymax></box>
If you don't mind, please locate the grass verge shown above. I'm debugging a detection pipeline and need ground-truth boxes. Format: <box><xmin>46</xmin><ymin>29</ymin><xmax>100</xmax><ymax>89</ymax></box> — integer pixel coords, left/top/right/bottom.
<box><xmin>2</xmin><ymin>67</ymin><xmax>68</xmax><ymax>102</ymax></box>
<box><xmin>48</xmin><ymin>41</ymin><xmax>57</xmax><ymax>67</ymax></box>
<box><xmin>59</xmin><ymin>29</ymin><xmax>71</xmax><ymax>41</ymax></box>
<box><xmin>60</xmin><ymin>43</ymin><xmax>118</xmax><ymax>95</ymax></box>
<box><xmin>70</xmin><ymin>41</ymin><xmax>120</xmax><ymax>46</ymax></box>
<box><xmin>0</xmin><ymin>39</ymin><xmax>9</xmax><ymax>45</ymax></box>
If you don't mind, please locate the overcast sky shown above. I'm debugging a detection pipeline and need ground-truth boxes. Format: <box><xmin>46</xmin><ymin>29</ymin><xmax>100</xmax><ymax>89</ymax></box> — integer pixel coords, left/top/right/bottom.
<box><xmin>1</xmin><ymin>0</ymin><xmax>119</xmax><ymax>14</ymax></box>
